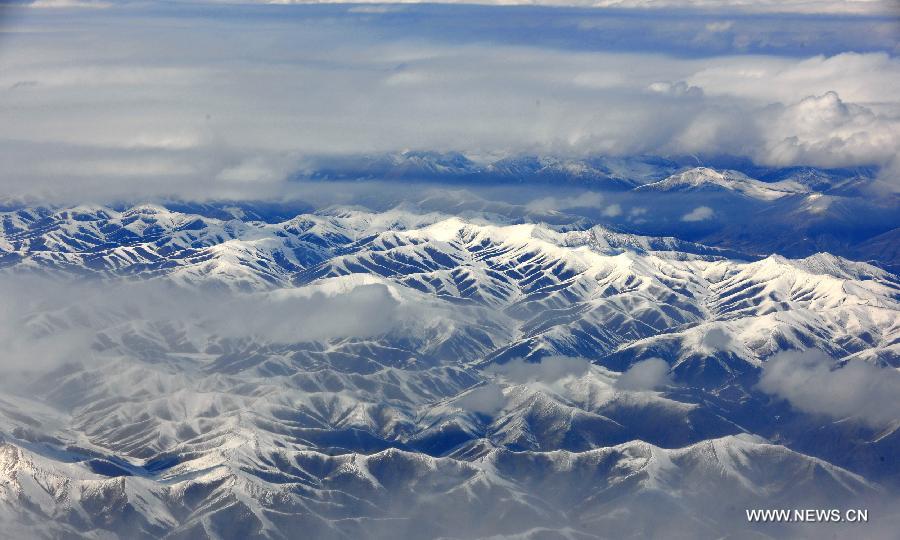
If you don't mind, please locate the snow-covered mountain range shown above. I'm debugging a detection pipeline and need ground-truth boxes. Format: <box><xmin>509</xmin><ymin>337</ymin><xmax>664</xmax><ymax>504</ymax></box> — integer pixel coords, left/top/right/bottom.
<box><xmin>298</xmin><ymin>156</ymin><xmax>899</xmax><ymax>270</ymax></box>
<box><xmin>0</xmin><ymin>194</ymin><xmax>897</xmax><ymax>538</ymax></box>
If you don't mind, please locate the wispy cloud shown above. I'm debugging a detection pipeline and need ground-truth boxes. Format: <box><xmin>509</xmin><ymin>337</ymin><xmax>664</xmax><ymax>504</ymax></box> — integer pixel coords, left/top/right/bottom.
<box><xmin>525</xmin><ymin>192</ymin><xmax>604</xmax><ymax>212</ymax></box>
<box><xmin>681</xmin><ymin>206</ymin><xmax>714</xmax><ymax>222</ymax></box>
<box><xmin>488</xmin><ymin>356</ymin><xmax>592</xmax><ymax>384</ymax></box>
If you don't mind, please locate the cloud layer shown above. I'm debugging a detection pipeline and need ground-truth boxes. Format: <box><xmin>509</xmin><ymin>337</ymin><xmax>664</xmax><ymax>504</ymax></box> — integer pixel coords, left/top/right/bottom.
<box><xmin>0</xmin><ymin>4</ymin><xmax>898</xmax><ymax>202</ymax></box>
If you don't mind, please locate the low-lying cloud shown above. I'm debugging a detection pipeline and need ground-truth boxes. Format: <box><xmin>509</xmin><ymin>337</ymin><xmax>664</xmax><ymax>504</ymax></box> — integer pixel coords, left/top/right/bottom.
<box><xmin>757</xmin><ymin>349</ymin><xmax>900</xmax><ymax>428</ymax></box>
<box><xmin>701</xmin><ymin>326</ymin><xmax>734</xmax><ymax>352</ymax></box>
<box><xmin>488</xmin><ymin>356</ymin><xmax>592</xmax><ymax>383</ymax></box>
<box><xmin>615</xmin><ymin>358</ymin><xmax>673</xmax><ymax>391</ymax></box>
<box><xmin>454</xmin><ymin>383</ymin><xmax>506</xmax><ymax>415</ymax></box>
<box><xmin>525</xmin><ymin>192</ymin><xmax>604</xmax><ymax>212</ymax></box>
<box><xmin>0</xmin><ymin>275</ymin><xmax>420</xmax><ymax>376</ymax></box>
<box><xmin>682</xmin><ymin>206</ymin><xmax>714</xmax><ymax>222</ymax></box>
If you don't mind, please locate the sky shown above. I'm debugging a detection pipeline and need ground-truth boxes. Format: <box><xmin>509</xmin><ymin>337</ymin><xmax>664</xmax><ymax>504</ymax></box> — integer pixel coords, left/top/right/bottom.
<box><xmin>0</xmin><ymin>1</ymin><xmax>898</xmax><ymax>202</ymax></box>
<box><xmin>12</xmin><ymin>1</ymin><xmax>900</xmax><ymax>15</ymax></box>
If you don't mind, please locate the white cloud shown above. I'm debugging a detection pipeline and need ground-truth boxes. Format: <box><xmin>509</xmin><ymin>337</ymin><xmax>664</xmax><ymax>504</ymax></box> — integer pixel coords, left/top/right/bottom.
<box><xmin>35</xmin><ymin>155</ymin><xmax>197</xmax><ymax>178</ymax></box>
<box><xmin>875</xmin><ymin>156</ymin><xmax>900</xmax><ymax>193</ymax></box>
<box><xmin>628</xmin><ymin>206</ymin><xmax>648</xmax><ymax>223</ymax></box>
<box><xmin>216</xmin><ymin>155</ymin><xmax>298</xmax><ymax>184</ymax></box>
<box><xmin>681</xmin><ymin>206</ymin><xmax>714</xmax><ymax>222</ymax></box>
<box><xmin>758</xmin><ymin>91</ymin><xmax>900</xmax><ymax>168</ymax></box>
<box><xmin>526</xmin><ymin>192</ymin><xmax>604</xmax><ymax>212</ymax></box>
<box><xmin>671</xmin><ymin>90</ymin><xmax>900</xmax><ymax>174</ymax></box>
<box><xmin>688</xmin><ymin>52</ymin><xmax>900</xmax><ymax>105</ymax></box>
<box><xmin>454</xmin><ymin>384</ymin><xmax>506</xmax><ymax>415</ymax></box>
<box><xmin>488</xmin><ymin>356</ymin><xmax>591</xmax><ymax>384</ymax></box>
<box><xmin>701</xmin><ymin>326</ymin><xmax>733</xmax><ymax>352</ymax></box>
<box><xmin>602</xmin><ymin>203</ymin><xmax>622</xmax><ymax>217</ymax></box>
<box><xmin>704</xmin><ymin>20</ymin><xmax>733</xmax><ymax>32</ymax></box>
<box><xmin>615</xmin><ymin>358</ymin><xmax>672</xmax><ymax>391</ymax></box>
<box><xmin>757</xmin><ymin>349</ymin><xmax>900</xmax><ymax>428</ymax></box>
<box><xmin>647</xmin><ymin>80</ymin><xmax>703</xmax><ymax>97</ymax></box>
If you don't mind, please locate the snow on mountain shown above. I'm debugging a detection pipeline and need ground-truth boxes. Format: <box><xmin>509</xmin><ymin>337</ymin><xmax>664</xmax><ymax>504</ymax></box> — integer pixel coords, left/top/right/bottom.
<box><xmin>0</xmin><ymin>429</ymin><xmax>883</xmax><ymax>540</ymax></box>
<box><xmin>635</xmin><ymin>167</ymin><xmax>809</xmax><ymax>200</ymax></box>
<box><xmin>0</xmin><ymin>202</ymin><xmax>897</xmax><ymax>538</ymax></box>
<box><xmin>2</xmin><ymin>203</ymin><xmax>896</xmax><ymax>374</ymax></box>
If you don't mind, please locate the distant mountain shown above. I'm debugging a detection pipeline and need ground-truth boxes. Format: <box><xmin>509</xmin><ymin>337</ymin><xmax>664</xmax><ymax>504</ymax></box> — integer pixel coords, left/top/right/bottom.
<box><xmin>855</xmin><ymin>227</ymin><xmax>900</xmax><ymax>269</ymax></box>
<box><xmin>635</xmin><ymin>167</ymin><xmax>809</xmax><ymax>201</ymax></box>
<box><xmin>301</xmin><ymin>151</ymin><xmax>681</xmax><ymax>188</ymax></box>
<box><xmin>298</xmin><ymin>152</ymin><xmax>881</xmax><ymax>194</ymax></box>
<box><xmin>287</xmin><ymin>156</ymin><xmax>900</xmax><ymax>271</ymax></box>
